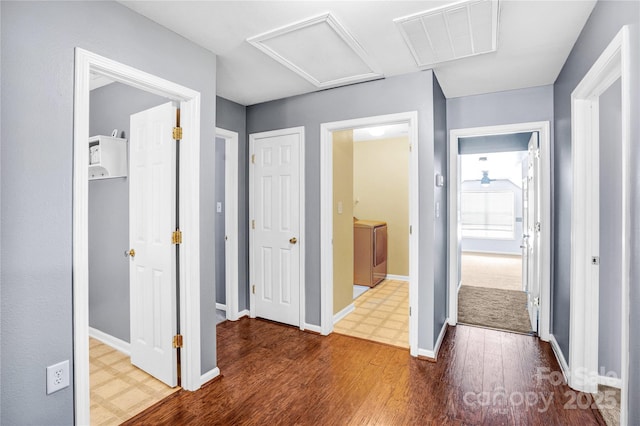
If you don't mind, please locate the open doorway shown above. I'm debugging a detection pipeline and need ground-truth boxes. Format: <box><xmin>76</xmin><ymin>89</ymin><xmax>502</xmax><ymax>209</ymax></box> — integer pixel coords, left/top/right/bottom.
<box><xmin>73</xmin><ymin>49</ymin><xmax>203</xmax><ymax>425</ymax></box>
<box><xmin>449</xmin><ymin>121</ymin><xmax>551</xmax><ymax>343</ymax></box>
<box><xmin>457</xmin><ymin>143</ymin><xmax>533</xmax><ymax>335</ymax></box>
<box><xmin>330</xmin><ymin>124</ymin><xmax>410</xmax><ymax>349</ymax></box>
<box><xmin>319</xmin><ymin>111</ymin><xmax>419</xmax><ymax>356</ymax></box>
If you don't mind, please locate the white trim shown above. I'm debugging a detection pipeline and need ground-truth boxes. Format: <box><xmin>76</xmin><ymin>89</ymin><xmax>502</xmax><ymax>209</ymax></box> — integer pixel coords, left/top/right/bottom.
<box><xmin>319</xmin><ymin>112</ymin><xmax>419</xmax><ymax>356</ymax></box>
<box><xmin>569</xmin><ymin>28</ymin><xmax>630</xmax><ymax>426</ymax></box>
<box><xmin>200</xmin><ymin>367</ymin><xmax>221</xmax><ymax>387</ymax></box>
<box><xmin>216</xmin><ymin>303</ymin><xmax>227</xmax><ymax>311</ymax></box>
<box><xmin>549</xmin><ymin>334</ymin><xmax>570</xmax><ymax>384</ymax></box>
<box><xmin>461</xmin><ymin>250</ymin><xmax>522</xmax><ymax>257</ymax></box>
<box><xmin>303</xmin><ymin>323</ymin><xmax>322</xmax><ymax>334</ymax></box>
<box><xmin>599</xmin><ymin>376</ymin><xmax>623</xmax><ymax>389</ymax></box>
<box><xmin>333</xmin><ymin>304</ymin><xmax>355</xmax><ymax>325</ymax></box>
<box><xmin>237</xmin><ymin>309</ymin><xmax>250</xmax><ymax>319</ymax></box>
<box><xmin>73</xmin><ymin>48</ymin><xmax>202</xmax><ymax>425</ymax></box>
<box><xmin>448</xmin><ymin>121</ymin><xmax>551</xmax><ymax>343</ymax></box>
<box><xmin>419</xmin><ymin>322</ymin><xmax>449</xmax><ymax>361</ymax></box>
<box><xmin>88</xmin><ymin>327</ymin><xmax>130</xmax><ymax>356</ymax></box>
<box><xmin>247</xmin><ymin>13</ymin><xmax>382</xmax><ymax>89</ymax></box>
<box><xmin>216</xmin><ymin>127</ymin><xmax>240</xmax><ymax>322</ymax></box>
<box><xmin>386</xmin><ymin>274</ymin><xmax>409</xmax><ymax>281</ymax></box>
<box><xmin>248</xmin><ymin>126</ymin><xmax>306</xmax><ymax>329</ymax></box>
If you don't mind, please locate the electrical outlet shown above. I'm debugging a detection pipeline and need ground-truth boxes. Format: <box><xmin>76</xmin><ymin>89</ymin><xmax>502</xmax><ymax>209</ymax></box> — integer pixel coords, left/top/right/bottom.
<box><xmin>46</xmin><ymin>360</ymin><xmax>69</xmax><ymax>394</ymax></box>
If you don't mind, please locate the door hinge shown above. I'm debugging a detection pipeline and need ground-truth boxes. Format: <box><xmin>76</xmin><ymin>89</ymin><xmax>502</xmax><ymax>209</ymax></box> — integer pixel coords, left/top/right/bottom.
<box><xmin>409</xmin><ymin>225</ymin><xmax>412</xmax><ymax>235</ymax></box>
<box><xmin>251</xmin><ymin>154</ymin><xmax>256</xmax><ymax>164</ymax></box>
<box><xmin>535</xmin><ymin>222</ymin><xmax>541</xmax><ymax>232</ymax></box>
<box><xmin>172</xmin><ymin>126</ymin><xmax>183</xmax><ymax>140</ymax></box>
<box><xmin>409</xmin><ymin>306</ymin><xmax>412</xmax><ymax>316</ymax></box>
<box><xmin>172</xmin><ymin>229</ymin><xmax>183</xmax><ymax>244</ymax></box>
<box><xmin>252</xmin><ymin>220</ymin><xmax>255</xmax><ymax>229</ymax></box>
<box><xmin>172</xmin><ymin>334</ymin><xmax>183</xmax><ymax>349</ymax></box>
<box><xmin>533</xmin><ymin>297</ymin><xmax>540</xmax><ymax>307</ymax></box>
<box><xmin>252</xmin><ymin>285</ymin><xmax>256</xmax><ymax>295</ymax></box>
<box><xmin>591</xmin><ymin>256</ymin><xmax>600</xmax><ymax>266</ymax></box>
<box><xmin>409</xmin><ymin>144</ymin><xmax>412</xmax><ymax>152</ymax></box>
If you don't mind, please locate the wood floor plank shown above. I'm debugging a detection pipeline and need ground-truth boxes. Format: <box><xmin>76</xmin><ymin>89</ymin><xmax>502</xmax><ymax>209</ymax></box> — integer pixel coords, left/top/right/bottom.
<box><xmin>122</xmin><ymin>319</ymin><xmax>608</xmax><ymax>426</ymax></box>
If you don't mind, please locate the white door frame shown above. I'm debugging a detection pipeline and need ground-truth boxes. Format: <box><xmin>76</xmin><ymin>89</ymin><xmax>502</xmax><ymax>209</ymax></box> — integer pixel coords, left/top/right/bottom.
<box><xmin>215</xmin><ymin>127</ymin><xmax>240</xmax><ymax>321</ymax></box>
<box><xmin>73</xmin><ymin>48</ymin><xmax>202</xmax><ymax>425</ymax></box>
<box><xmin>448</xmin><ymin>121</ymin><xmax>551</xmax><ymax>341</ymax></box>
<box><xmin>248</xmin><ymin>126</ymin><xmax>306</xmax><ymax>329</ymax></box>
<box><xmin>569</xmin><ymin>26</ymin><xmax>630</xmax><ymax>425</ymax></box>
<box><xmin>319</xmin><ymin>112</ymin><xmax>419</xmax><ymax>357</ymax></box>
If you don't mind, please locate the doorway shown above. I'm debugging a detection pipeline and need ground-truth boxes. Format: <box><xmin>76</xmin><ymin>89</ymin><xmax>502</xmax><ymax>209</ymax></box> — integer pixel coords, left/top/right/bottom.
<box><xmin>73</xmin><ymin>48</ymin><xmax>203</xmax><ymax>425</ymax></box>
<box><xmin>569</xmin><ymin>25</ymin><xmax>631</xmax><ymax>425</ymax></box>
<box><xmin>448</xmin><ymin>121</ymin><xmax>551</xmax><ymax>342</ymax></box>
<box><xmin>214</xmin><ymin>128</ymin><xmax>240</xmax><ymax>322</ymax></box>
<box><xmin>330</xmin><ymin>124</ymin><xmax>410</xmax><ymax>349</ymax></box>
<box><xmin>456</xmin><ymin>144</ymin><xmax>533</xmax><ymax>335</ymax></box>
<box><xmin>319</xmin><ymin>111</ymin><xmax>419</xmax><ymax>356</ymax></box>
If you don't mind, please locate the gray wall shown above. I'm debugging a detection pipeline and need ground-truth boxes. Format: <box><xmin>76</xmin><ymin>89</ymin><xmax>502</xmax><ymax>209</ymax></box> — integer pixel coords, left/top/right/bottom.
<box><xmin>247</xmin><ymin>71</ymin><xmax>442</xmax><ymax>350</ymax></box>
<box><xmin>552</xmin><ymin>6</ymin><xmax>639</xmax><ymax>414</ymax></box>
<box><xmin>598</xmin><ymin>78</ymin><xmax>622</xmax><ymax>378</ymax></box>
<box><xmin>215</xmin><ymin>136</ymin><xmax>226</xmax><ymax>305</ymax></box>
<box><xmin>216</xmin><ymin>96</ymin><xmax>249</xmax><ymax>312</ymax></box>
<box><xmin>0</xmin><ymin>2</ymin><xmax>217</xmax><ymax>424</ymax></box>
<box><xmin>89</xmin><ymin>82</ymin><xmax>168</xmax><ymax>343</ymax></box>
<box><xmin>461</xmin><ymin>179</ymin><xmax>523</xmax><ymax>255</ymax></box>
<box><xmin>433</xmin><ymin>76</ymin><xmax>448</xmax><ymax>341</ymax></box>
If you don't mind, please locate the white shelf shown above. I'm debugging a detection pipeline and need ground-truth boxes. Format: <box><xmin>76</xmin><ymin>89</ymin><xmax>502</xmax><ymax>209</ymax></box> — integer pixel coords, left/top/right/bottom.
<box><xmin>89</xmin><ymin>135</ymin><xmax>128</xmax><ymax>180</ymax></box>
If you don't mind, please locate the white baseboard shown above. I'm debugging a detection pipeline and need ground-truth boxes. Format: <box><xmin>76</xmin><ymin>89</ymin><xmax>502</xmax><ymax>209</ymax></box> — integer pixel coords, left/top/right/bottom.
<box><xmin>237</xmin><ymin>309</ymin><xmax>250</xmax><ymax>319</ymax></box>
<box><xmin>386</xmin><ymin>274</ymin><xmax>409</xmax><ymax>281</ymax></box>
<box><xmin>303</xmin><ymin>323</ymin><xmax>322</xmax><ymax>334</ymax></box>
<box><xmin>462</xmin><ymin>250</ymin><xmax>522</xmax><ymax>257</ymax></box>
<box><xmin>333</xmin><ymin>304</ymin><xmax>354</xmax><ymax>325</ymax></box>
<box><xmin>216</xmin><ymin>303</ymin><xmax>227</xmax><ymax>311</ymax></box>
<box><xmin>200</xmin><ymin>367</ymin><xmax>220</xmax><ymax>386</ymax></box>
<box><xmin>89</xmin><ymin>327</ymin><xmax>130</xmax><ymax>356</ymax></box>
<box><xmin>549</xmin><ymin>334</ymin><xmax>570</xmax><ymax>384</ymax></box>
<box><xmin>417</xmin><ymin>322</ymin><xmax>449</xmax><ymax>360</ymax></box>
<box><xmin>598</xmin><ymin>375</ymin><xmax>622</xmax><ymax>389</ymax></box>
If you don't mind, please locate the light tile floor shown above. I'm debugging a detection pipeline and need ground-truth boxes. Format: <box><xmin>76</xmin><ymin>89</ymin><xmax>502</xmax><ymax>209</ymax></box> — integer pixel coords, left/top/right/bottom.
<box><xmin>89</xmin><ymin>338</ymin><xmax>180</xmax><ymax>425</ymax></box>
<box><xmin>333</xmin><ymin>279</ymin><xmax>409</xmax><ymax>348</ymax></box>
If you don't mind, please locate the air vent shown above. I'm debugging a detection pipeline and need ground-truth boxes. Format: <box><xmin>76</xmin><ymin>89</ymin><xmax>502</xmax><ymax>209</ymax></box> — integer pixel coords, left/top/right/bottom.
<box><xmin>394</xmin><ymin>0</ymin><xmax>499</xmax><ymax>68</ymax></box>
<box><xmin>247</xmin><ymin>13</ymin><xmax>382</xmax><ymax>88</ymax></box>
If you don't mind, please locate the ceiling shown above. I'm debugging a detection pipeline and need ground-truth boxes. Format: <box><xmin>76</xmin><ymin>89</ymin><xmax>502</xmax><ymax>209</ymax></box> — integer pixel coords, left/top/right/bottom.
<box><xmin>119</xmin><ymin>1</ymin><xmax>596</xmax><ymax>106</ymax></box>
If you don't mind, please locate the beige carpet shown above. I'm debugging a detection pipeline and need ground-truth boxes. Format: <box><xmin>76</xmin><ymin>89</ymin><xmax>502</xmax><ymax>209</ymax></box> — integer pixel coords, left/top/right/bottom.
<box><xmin>458</xmin><ymin>286</ymin><xmax>533</xmax><ymax>334</ymax></box>
<box><xmin>595</xmin><ymin>385</ymin><xmax>621</xmax><ymax>426</ymax></box>
<box><xmin>462</xmin><ymin>253</ymin><xmax>522</xmax><ymax>291</ymax></box>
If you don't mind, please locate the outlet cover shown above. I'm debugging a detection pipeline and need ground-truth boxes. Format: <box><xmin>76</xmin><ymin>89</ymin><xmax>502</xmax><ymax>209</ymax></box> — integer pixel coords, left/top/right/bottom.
<box><xmin>46</xmin><ymin>360</ymin><xmax>70</xmax><ymax>394</ymax></box>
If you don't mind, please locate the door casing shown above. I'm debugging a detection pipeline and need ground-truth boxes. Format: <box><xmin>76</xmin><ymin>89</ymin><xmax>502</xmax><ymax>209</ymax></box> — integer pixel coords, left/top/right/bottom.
<box><xmin>73</xmin><ymin>48</ymin><xmax>203</xmax><ymax>425</ymax></box>
<box><xmin>248</xmin><ymin>126</ymin><xmax>306</xmax><ymax>329</ymax></box>
<box><xmin>215</xmin><ymin>127</ymin><xmax>240</xmax><ymax>321</ymax></box>
<box><xmin>448</xmin><ymin>121</ymin><xmax>551</xmax><ymax>342</ymax></box>
<box><xmin>569</xmin><ymin>25</ymin><xmax>631</xmax><ymax>425</ymax></box>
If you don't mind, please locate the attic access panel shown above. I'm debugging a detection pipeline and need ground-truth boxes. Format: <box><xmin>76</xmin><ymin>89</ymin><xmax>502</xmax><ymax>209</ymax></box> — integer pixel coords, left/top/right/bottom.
<box><xmin>247</xmin><ymin>13</ymin><xmax>382</xmax><ymax>88</ymax></box>
<box><xmin>394</xmin><ymin>0</ymin><xmax>499</xmax><ymax>68</ymax></box>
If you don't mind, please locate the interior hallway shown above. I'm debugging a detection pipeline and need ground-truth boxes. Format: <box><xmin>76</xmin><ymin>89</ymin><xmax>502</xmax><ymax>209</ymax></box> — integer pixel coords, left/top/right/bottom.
<box><xmin>123</xmin><ymin>318</ymin><xmax>606</xmax><ymax>425</ymax></box>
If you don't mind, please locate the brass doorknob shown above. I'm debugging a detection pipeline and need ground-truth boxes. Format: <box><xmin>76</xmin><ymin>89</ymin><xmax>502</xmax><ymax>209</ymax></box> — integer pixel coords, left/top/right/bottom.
<box><xmin>128</xmin><ymin>249</ymin><xmax>136</xmax><ymax>258</ymax></box>
<box><xmin>289</xmin><ymin>237</ymin><xmax>297</xmax><ymax>244</ymax></box>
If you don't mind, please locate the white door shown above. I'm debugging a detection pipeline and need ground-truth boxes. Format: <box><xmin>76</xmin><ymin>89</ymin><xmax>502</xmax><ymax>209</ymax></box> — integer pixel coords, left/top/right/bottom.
<box><xmin>523</xmin><ymin>132</ymin><xmax>540</xmax><ymax>333</ymax></box>
<box><xmin>129</xmin><ymin>102</ymin><xmax>178</xmax><ymax>387</ymax></box>
<box><xmin>250</xmin><ymin>128</ymin><xmax>302</xmax><ymax>327</ymax></box>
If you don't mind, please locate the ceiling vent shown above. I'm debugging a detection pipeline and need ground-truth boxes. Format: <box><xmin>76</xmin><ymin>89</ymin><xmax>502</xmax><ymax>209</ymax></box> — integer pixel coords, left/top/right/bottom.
<box><xmin>247</xmin><ymin>13</ymin><xmax>382</xmax><ymax>88</ymax></box>
<box><xmin>394</xmin><ymin>0</ymin><xmax>499</xmax><ymax>68</ymax></box>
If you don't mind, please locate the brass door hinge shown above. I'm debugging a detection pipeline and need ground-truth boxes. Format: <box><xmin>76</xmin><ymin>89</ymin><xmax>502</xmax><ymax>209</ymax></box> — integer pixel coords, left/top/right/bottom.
<box><xmin>252</xmin><ymin>285</ymin><xmax>256</xmax><ymax>295</ymax></box>
<box><xmin>172</xmin><ymin>229</ymin><xmax>183</xmax><ymax>244</ymax></box>
<box><xmin>172</xmin><ymin>334</ymin><xmax>183</xmax><ymax>349</ymax></box>
<box><xmin>173</xmin><ymin>127</ymin><xmax>183</xmax><ymax>140</ymax></box>
<box><xmin>251</xmin><ymin>220</ymin><xmax>255</xmax><ymax>229</ymax></box>
<box><xmin>251</xmin><ymin>154</ymin><xmax>256</xmax><ymax>164</ymax></box>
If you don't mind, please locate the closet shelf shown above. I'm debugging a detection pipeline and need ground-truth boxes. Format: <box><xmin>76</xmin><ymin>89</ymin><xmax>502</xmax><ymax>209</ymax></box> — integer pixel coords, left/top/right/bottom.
<box><xmin>89</xmin><ymin>135</ymin><xmax>128</xmax><ymax>180</ymax></box>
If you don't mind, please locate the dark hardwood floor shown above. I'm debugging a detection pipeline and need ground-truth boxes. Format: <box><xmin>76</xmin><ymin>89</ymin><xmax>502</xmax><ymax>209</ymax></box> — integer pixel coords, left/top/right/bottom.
<box><xmin>123</xmin><ymin>318</ymin><xmax>606</xmax><ymax>425</ymax></box>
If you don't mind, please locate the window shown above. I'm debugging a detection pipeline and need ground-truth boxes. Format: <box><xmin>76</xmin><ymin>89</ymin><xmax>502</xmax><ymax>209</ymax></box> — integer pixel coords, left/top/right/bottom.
<box><xmin>461</xmin><ymin>191</ymin><xmax>515</xmax><ymax>239</ymax></box>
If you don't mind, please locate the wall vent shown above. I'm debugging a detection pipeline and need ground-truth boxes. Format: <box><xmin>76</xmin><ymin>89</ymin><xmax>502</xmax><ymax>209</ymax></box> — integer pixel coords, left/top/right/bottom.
<box><xmin>394</xmin><ymin>0</ymin><xmax>499</xmax><ymax>68</ymax></box>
